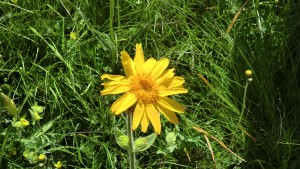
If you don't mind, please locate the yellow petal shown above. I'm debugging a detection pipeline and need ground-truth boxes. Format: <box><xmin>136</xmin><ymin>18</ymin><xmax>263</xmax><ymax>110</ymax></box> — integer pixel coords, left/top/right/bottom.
<box><xmin>101</xmin><ymin>85</ymin><xmax>131</xmax><ymax>95</ymax></box>
<box><xmin>101</xmin><ymin>80</ymin><xmax>131</xmax><ymax>95</ymax></box>
<box><xmin>101</xmin><ymin>79</ymin><xmax>130</xmax><ymax>87</ymax></box>
<box><xmin>156</xmin><ymin>104</ymin><xmax>178</xmax><ymax>124</ymax></box>
<box><xmin>134</xmin><ymin>44</ymin><xmax>145</xmax><ymax>73</ymax></box>
<box><xmin>168</xmin><ymin>76</ymin><xmax>185</xmax><ymax>88</ymax></box>
<box><xmin>158</xmin><ymin>87</ymin><xmax>188</xmax><ymax>97</ymax></box>
<box><xmin>111</xmin><ymin>93</ymin><xmax>137</xmax><ymax>115</ymax></box>
<box><xmin>141</xmin><ymin>111</ymin><xmax>149</xmax><ymax>133</ymax></box>
<box><xmin>150</xmin><ymin>58</ymin><xmax>170</xmax><ymax>79</ymax></box>
<box><xmin>157</xmin><ymin>97</ymin><xmax>184</xmax><ymax>113</ymax></box>
<box><xmin>132</xmin><ymin>103</ymin><xmax>144</xmax><ymax>130</ymax></box>
<box><xmin>142</xmin><ymin>58</ymin><xmax>156</xmax><ymax>74</ymax></box>
<box><xmin>121</xmin><ymin>51</ymin><xmax>136</xmax><ymax>77</ymax></box>
<box><xmin>156</xmin><ymin>68</ymin><xmax>175</xmax><ymax>86</ymax></box>
<box><xmin>146</xmin><ymin>104</ymin><xmax>161</xmax><ymax>134</ymax></box>
<box><xmin>101</xmin><ymin>74</ymin><xmax>125</xmax><ymax>81</ymax></box>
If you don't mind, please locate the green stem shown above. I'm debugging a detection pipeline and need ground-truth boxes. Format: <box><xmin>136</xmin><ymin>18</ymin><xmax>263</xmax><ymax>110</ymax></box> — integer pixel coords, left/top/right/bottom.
<box><xmin>238</xmin><ymin>81</ymin><xmax>249</xmax><ymax>125</ymax></box>
<box><xmin>109</xmin><ymin>0</ymin><xmax>114</xmax><ymax>41</ymax></box>
<box><xmin>127</xmin><ymin>113</ymin><xmax>136</xmax><ymax>169</ymax></box>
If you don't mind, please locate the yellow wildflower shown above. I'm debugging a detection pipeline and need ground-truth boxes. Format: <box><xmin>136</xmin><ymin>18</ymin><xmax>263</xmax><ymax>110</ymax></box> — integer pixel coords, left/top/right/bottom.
<box><xmin>20</xmin><ymin>118</ymin><xmax>29</xmax><ymax>126</ymax></box>
<box><xmin>245</xmin><ymin>70</ymin><xmax>253</xmax><ymax>82</ymax></box>
<box><xmin>245</xmin><ymin>70</ymin><xmax>252</xmax><ymax>77</ymax></box>
<box><xmin>101</xmin><ymin>44</ymin><xmax>188</xmax><ymax>134</ymax></box>
<box><xmin>38</xmin><ymin>154</ymin><xmax>46</xmax><ymax>161</ymax></box>
<box><xmin>34</xmin><ymin>112</ymin><xmax>42</xmax><ymax>120</ymax></box>
<box><xmin>14</xmin><ymin>118</ymin><xmax>29</xmax><ymax>128</ymax></box>
<box><xmin>70</xmin><ymin>31</ymin><xmax>77</xmax><ymax>40</ymax></box>
<box><xmin>54</xmin><ymin>161</ymin><xmax>62</xmax><ymax>168</ymax></box>
<box><xmin>15</xmin><ymin>118</ymin><xmax>29</xmax><ymax>128</ymax></box>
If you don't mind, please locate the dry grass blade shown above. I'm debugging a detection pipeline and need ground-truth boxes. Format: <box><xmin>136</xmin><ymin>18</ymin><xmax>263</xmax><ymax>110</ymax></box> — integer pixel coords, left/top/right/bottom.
<box><xmin>226</xmin><ymin>0</ymin><xmax>250</xmax><ymax>33</ymax></box>
<box><xmin>203</xmin><ymin>135</ymin><xmax>217</xmax><ymax>169</ymax></box>
<box><xmin>184</xmin><ymin>147</ymin><xmax>191</xmax><ymax>162</ymax></box>
<box><xmin>238</xmin><ymin>125</ymin><xmax>257</xmax><ymax>142</ymax></box>
<box><xmin>193</xmin><ymin>126</ymin><xmax>246</xmax><ymax>162</ymax></box>
<box><xmin>197</xmin><ymin>74</ymin><xmax>213</xmax><ymax>90</ymax></box>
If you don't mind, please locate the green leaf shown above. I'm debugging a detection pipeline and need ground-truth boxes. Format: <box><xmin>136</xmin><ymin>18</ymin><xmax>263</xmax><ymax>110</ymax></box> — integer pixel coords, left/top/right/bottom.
<box><xmin>166</xmin><ymin>132</ymin><xmax>176</xmax><ymax>146</ymax></box>
<box><xmin>134</xmin><ymin>133</ymin><xmax>157</xmax><ymax>152</ymax></box>
<box><xmin>117</xmin><ymin>135</ymin><xmax>129</xmax><ymax>150</ymax></box>
<box><xmin>31</xmin><ymin>102</ymin><xmax>45</xmax><ymax>113</ymax></box>
<box><xmin>114</xmin><ymin>127</ymin><xmax>129</xmax><ymax>150</ymax></box>
<box><xmin>114</xmin><ymin>127</ymin><xmax>125</xmax><ymax>138</ymax></box>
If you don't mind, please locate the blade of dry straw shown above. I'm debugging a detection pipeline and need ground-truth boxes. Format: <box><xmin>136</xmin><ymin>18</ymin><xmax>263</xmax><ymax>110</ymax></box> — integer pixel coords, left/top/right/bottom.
<box><xmin>193</xmin><ymin>126</ymin><xmax>246</xmax><ymax>162</ymax></box>
<box><xmin>203</xmin><ymin>135</ymin><xmax>217</xmax><ymax>169</ymax></box>
<box><xmin>226</xmin><ymin>0</ymin><xmax>250</xmax><ymax>33</ymax></box>
<box><xmin>197</xmin><ymin>74</ymin><xmax>213</xmax><ymax>90</ymax></box>
<box><xmin>238</xmin><ymin>125</ymin><xmax>257</xmax><ymax>142</ymax></box>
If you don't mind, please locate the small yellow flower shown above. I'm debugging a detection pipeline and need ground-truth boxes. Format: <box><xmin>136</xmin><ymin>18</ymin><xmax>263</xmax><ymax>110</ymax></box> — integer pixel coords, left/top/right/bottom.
<box><xmin>14</xmin><ymin>118</ymin><xmax>30</xmax><ymax>128</ymax></box>
<box><xmin>245</xmin><ymin>70</ymin><xmax>253</xmax><ymax>82</ymax></box>
<box><xmin>245</xmin><ymin>70</ymin><xmax>252</xmax><ymax>77</ymax></box>
<box><xmin>101</xmin><ymin>44</ymin><xmax>188</xmax><ymax>134</ymax></box>
<box><xmin>38</xmin><ymin>154</ymin><xmax>46</xmax><ymax>161</ymax></box>
<box><xmin>34</xmin><ymin>112</ymin><xmax>42</xmax><ymax>121</ymax></box>
<box><xmin>70</xmin><ymin>31</ymin><xmax>77</xmax><ymax>40</ymax></box>
<box><xmin>54</xmin><ymin>161</ymin><xmax>62</xmax><ymax>168</ymax></box>
<box><xmin>20</xmin><ymin>118</ymin><xmax>30</xmax><ymax>126</ymax></box>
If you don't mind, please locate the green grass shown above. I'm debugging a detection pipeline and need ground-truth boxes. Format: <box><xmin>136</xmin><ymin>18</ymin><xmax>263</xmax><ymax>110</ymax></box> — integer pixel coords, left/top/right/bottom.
<box><xmin>1</xmin><ymin>0</ymin><xmax>299</xmax><ymax>168</ymax></box>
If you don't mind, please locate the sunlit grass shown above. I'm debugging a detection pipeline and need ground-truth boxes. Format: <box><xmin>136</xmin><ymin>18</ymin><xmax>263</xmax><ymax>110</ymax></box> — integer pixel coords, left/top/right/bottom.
<box><xmin>0</xmin><ymin>0</ymin><xmax>299</xmax><ymax>168</ymax></box>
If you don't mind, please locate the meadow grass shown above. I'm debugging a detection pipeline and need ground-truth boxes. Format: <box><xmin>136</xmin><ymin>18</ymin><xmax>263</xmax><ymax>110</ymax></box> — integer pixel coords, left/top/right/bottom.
<box><xmin>0</xmin><ymin>0</ymin><xmax>299</xmax><ymax>168</ymax></box>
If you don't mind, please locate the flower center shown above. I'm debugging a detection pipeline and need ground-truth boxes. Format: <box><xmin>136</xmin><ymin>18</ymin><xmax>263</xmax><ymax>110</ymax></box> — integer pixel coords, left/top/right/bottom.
<box><xmin>130</xmin><ymin>74</ymin><xmax>158</xmax><ymax>104</ymax></box>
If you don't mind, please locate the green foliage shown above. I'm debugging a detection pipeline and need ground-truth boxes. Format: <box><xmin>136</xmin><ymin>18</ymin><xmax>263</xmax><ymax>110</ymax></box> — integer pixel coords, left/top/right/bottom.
<box><xmin>0</xmin><ymin>0</ymin><xmax>299</xmax><ymax>168</ymax></box>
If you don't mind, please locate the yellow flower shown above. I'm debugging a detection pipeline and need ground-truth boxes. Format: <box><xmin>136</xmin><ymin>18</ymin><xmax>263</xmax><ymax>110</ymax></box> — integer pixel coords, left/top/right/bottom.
<box><xmin>245</xmin><ymin>70</ymin><xmax>253</xmax><ymax>82</ymax></box>
<box><xmin>38</xmin><ymin>154</ymin><xmax>46</xmax><ymax>161</ymax></box>
<box><xmin>34</xmin><ymin>112</ymin><xmax>42</xmax><ymax>121</ymax></box>
<box><xmin>245</xmin><ymin>70</ymin><xmax>252</xmax><ymax>77</ymax></box>
<box><xmin>70</xmin><ymin>31</ymin><xmax>77</xmax><ymax>40</ymax></box>
<box><xmin>20</xmin><ymin>118</ymin><xmax>29</xmax><ymax>126</ymax></box>
<box><xmin>101</xmin><ymin>44</ymin><xmax>188</xmax><ymax>134</ymax></box>
<box><xmin>54</xmin><ymin>161</ymin><xmax>62</xmax><ymax>168</ymax></box>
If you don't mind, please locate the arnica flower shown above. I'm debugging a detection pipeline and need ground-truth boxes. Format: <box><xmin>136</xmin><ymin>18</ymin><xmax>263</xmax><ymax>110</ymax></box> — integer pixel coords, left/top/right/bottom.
<box><xmin>101</xmin><ymin>44</ymin><xmax>188</xmax><ymax>134</ymax></box>
<box><xmin>245</xmin><ymin>69</ymin><xmax>253</xmax><ymax>82</ymax></box>
<box><xmin>245</xmin><ymin>70</ymin><xmax>252</xmax><ymax>77</ymax></box>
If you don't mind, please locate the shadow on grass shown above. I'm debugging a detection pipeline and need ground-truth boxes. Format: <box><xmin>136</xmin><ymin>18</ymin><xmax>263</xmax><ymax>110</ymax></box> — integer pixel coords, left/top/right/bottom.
<box><xmin>231</xmin><ymin>1</ymin><xmax>300</xmax><ymax>168</ymax></box>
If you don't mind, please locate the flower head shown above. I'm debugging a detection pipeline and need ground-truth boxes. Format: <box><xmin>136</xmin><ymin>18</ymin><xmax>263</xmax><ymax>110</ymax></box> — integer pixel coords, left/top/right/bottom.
<box><xmin>245</xmin><ymin>70</ymin><xmax>252</xmax><ymax>77</ymax></box>
<box><xmin>34</xmin><ymin>112</ymin><xmax>42</xmax><ymax>120</ymax></box>
<box><xmin>70</xmin><ymin>31</ymin><xmax>77</xmax><ymax>40</ymax></box>
<box><xmin>20</xmin><ymin>118</ymin><xmax>30</xmax><ymax>126</ymax></box>
<box><xmin>101</xmin><ymin>44</ymin><xmax>188</xmax><ymax>134</ymax></box>
<box><xmin>14</xmin><ymin>118</ymin><xmax>30</xmax><ymax>128</ymax></box>
<box><xmin>38</xmin><ymin>154</ymin><xmax>46</xmax><ymax>161</ymax></box>
<box><xmin>54</xmin><ymin>161</ymin><xmax>62</xmax><ymax>168</ymax></box>
<box><xmin>245</xmin><ymin>70</ymin><xmax>253</xmax><ymax>82</ymax></box>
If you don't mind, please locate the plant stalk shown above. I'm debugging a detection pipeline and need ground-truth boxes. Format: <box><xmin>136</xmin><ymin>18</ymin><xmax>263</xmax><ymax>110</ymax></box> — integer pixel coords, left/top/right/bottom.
<box><xmin>239</xmin><ymin>81</ymin><xmax>249</xmax><ymax>125</ymax></box>
<box><xmin>127</xmin><ymin>113</ymin><xmax>136</xmax><ymax>169</ymax></box>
